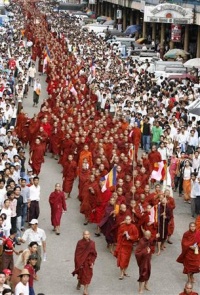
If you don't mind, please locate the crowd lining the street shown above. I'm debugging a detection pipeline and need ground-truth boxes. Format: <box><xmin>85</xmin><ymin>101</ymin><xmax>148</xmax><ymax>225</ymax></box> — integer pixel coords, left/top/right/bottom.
<box><xmin>0</xmin><ymin>0</ymin><xmax>199</xmax><ymax>294</ymax></box>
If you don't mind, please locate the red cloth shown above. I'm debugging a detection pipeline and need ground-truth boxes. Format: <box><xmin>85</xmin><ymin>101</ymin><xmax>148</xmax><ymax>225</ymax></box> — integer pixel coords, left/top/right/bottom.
<box><xmin>148</xmin><ymin>151</ymin><xmax>162</xmax><ymax>173</ymax></box>
<box><xmin>114</xmin><ymin>223</ymin><xmax>138</xmax><ymax>269</ymax></box>
<box><xmin>89</xmin><ymin>189</ymin><xmax>112</xmax><ymax>224</ymax></box>
<box><xmin>72</xmin><ymin>238</ymin><xmax>97</xmax><ymax>285</ymax></box>
<box><xmin>80</xmin><ymin>180</ymin><xmax>101</xmax><ymax>219</ymax></box>
<box><xmin>179</xmin><ymin>292</ymin><xmax>198</xmax><ymax>295</ymax></box>
<box><xmin>30</xmin><ymin>143</ymin><xmax>44</xmax><ymax>175</ymax></box>
<box><xmin>177</xmin><ymin>229</ymin><xmax>200</xmax><ymax>274</ymax></box>
<box><xmin>49</xmin><ymin>190</ymin><xmax>67</xmax><ymax>226</ymax></box>
<box><xmin>62</xmin><ymin>160</ymin><xmax>77</xmax><ymax>193</ymax></box>
<box><xmin>135</xmin><ymin>237</ymin><xmax>154</xmax><ymax>282</ymax></box>
<box><xmin>78</xmin><ymin>169</ymin><xmax>91</xmax><ymax>202</ymax></box>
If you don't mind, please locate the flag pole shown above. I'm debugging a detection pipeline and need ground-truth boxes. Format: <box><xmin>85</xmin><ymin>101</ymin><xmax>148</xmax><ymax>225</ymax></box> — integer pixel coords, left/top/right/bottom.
<box><xmin>132</xmin><ymin>144</ymin><xmax>135</xmax><ymax>187</ymax></box>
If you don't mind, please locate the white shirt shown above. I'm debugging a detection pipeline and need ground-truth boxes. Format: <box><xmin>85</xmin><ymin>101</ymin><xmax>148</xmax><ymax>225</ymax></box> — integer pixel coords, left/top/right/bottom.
<box><xmin>0</xmin><ymin>283</ymin><xmax>11</xmax><ymax>294</ymax></box>
<box><xmin>188</xmin><ymin>135</ymin><xmax>198</xmax><ymax>147</ymax></box>
<box><xmin>29</xmin><ymin>184</ymin><xmax>40</xmax><ymax>201</ymax></box>
<box><xmin>193</xmin><ymin>157</ymin><xmax>200</xmax><ymax>171</ymax></box>
<box><xmin>28</xmin><ymin>66</ymin><xmax>36</xmax><ymax>78</ymax></box>
<box><xmin>5</xmin><ymin>148</ymin><xmax>17</xmax><ymax>162</ymax></box>
<box><xmin>0</xmin><ymin>127</ymin><xmax>6</xmax><ymax>143</ymax></box>
<box><xmin>1</xmin><ymin>207</ymin><xmax>11</xmax><ymax>230</ymax></box>
<box><xmin>0</xmin><ymin>187</ymin><xmax>6</xmax><ymax>209</ymax></box>
<box><xmin>158</xmin><ymin>147</ymin><xmax>167</xmax><ymax>161</ymax></box>
<box><xmin>22</xmin><ymin>227</ymin><xmax>46</xmax><ymax>246</ymax></box>
<box><xmin>15</xmin><ymin>281</ymin><xmax>29</xmax><ymax>295</ymax></box>
<box><xmin>183</xmin><ymin>167</ymin><xmax>192</xmax><ymax>180</ymax></box>
<box><xmin>33</xmin><ymin>81</ymin><xmax>41</xmax><ymax>92</ymax></box>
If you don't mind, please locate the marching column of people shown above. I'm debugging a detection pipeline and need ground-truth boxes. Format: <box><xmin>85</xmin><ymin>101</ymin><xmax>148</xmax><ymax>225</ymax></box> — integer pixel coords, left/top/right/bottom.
<box><xmin>2</xmin><ymin>0</ymin><xmax>200</xmax><ymax>294</ymax></box>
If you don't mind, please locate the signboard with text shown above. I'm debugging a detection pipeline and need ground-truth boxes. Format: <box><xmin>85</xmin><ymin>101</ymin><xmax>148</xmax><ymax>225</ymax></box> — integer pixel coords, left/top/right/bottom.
<box><xmin>116</xmin><ymin>9</ymin><xmax>122</xmax><ymax>19</ymax></box>
<box><xmin>144</xmin><ymin>4</ymin><xmax>193</xmax><ymax>24</ymax></box>
<box><xmin>171</xmin><ymin>24</ymin><xmax>181</xmax><ymax>42</ymax></box>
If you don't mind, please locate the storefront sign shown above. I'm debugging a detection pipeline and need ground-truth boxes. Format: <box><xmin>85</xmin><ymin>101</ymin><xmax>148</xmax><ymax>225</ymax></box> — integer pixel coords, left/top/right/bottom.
<box><xmin>171</xmin><ymin>24</ymin><xmax>181</xmax><ymax>42</ymax></box>
<box><xmin>116</xmin><ymin>9</ymin><xmax>122</xmax><ymax>19</ymax></box>
<box><xmin>144</xmin><ymin>4</ymin><xmax>193</xmax><ymax>24</ymax></box>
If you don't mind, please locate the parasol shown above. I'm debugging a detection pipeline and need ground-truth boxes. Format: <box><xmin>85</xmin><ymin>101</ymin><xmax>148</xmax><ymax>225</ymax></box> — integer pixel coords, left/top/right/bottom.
<box><xmin>167</xmin><ymin>74</ymin><xmax>197</xmax><ymax>82</ymax></box>
<box><xmin>184</xmin><ymin>58</ymin><xmax>200</xmax><ymax>69</ymax></box>
<box><xmin>124</xmin><ymin>25</ymin><xmax>140</xmax><ymax>35</ymax></box>
<box><xmin>164</xmin><ymin>49</ymin><xmax>189</xmax><ymax>59</ymax></box>
<box><xmin>103</xmin><ymin>20</ymin><xmax>115</xmax><ymax>25</ymax></box>
<box><xmin>136</xmin><ymin>38</ymin><xmax>147</xmax><ymax>44</ymax></box>
<box><xmin>97</xmin><ymin>15</ymin><xmax>111</xmax><ymax>22</ymax></box>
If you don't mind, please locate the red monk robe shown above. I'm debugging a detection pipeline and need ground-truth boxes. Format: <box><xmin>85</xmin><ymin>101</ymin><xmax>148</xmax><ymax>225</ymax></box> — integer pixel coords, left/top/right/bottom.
<box><xmin>166</xmin><ymin>195</ymin><xmax>175</xmax><ymax>237</ymax></box>
<box><xmin>129</xmin><ymin>126</ymin><xmax>141</xmax><ymax>161</ymax></box>
<box><xmin>28</xmin><ymin>117</ymin><xmax>40</xmax><ymax>146</ymax></box>
<box><xmin>148</xmin><ymin>150</ymin><xmax>162</xmax><ymax>174</ymax></box>
<box><xmin>59</xmin><ymin>136</ymin><xmax>74</xmax><ymax>166</ymax></box>
<box><xmin>15</xmin><ymin>112</ymin><xmax>28</xmax><ymax>141</ymax></box>
<box><xmin>179</xmin><ymin>291</ymin><xmax>198</xmax><ymax>295</ymax></box>
<box><xmin>78</xmin><ymin>150</ymin><xmax>93</xmax><ymax>174</ymax></box>
<box><xmin>49</xmin><ymin>128</ymin><xmax>60</xmax><ymax>156</ymax></box>
<box><xmin>114</xmin><ymin>222</ymin><xmax>138</xmax><ymax>269</ymax></box>
<box><xmin>135</xmin><ymin>236</ymin><xmax>155</xmax><ymax>282</ymax></box>
<box><xmin>29</xmin><ymin>139</ymin><xmax>45</xmax><ymax>175</ymax></box>
<box><xmin>72</xmin><ymin>237</ymin><xmax>97</xmax><ymax>285</ymax></box>
<box><xmin>80</xmin><ymin>177</ymin><xmax>101</xmax><ymax>220</ymax></box>
<box><xmin>78</xmin><ymin>168</ymin><xmax>91</xmax><ymax>202</ymax></box>
<box><xmin>89</xmin><ymin>189</ymin><xmax>112</xmax><ymax>224</ymax></box>
<box><xmin>177</xmin><ymin>229</ymin><xmax>200</xmax><ymax>274</ymax></box>
<box><xmin>49</xmin><ymin>189</ymin><xmax>67</xmax><ymax>227</ymax></box>
<box><xmin>62</xmin><ymin>158</ymin><xmax>77</xmax><ymax>194</ymax></box>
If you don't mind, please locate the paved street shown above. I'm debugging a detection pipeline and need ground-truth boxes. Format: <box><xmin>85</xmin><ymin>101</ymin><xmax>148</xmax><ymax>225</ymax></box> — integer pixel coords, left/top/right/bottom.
<box><xmin>20</xmin><ymin>69</ymin><xmax>199</xmax><ymax>295</ymax></box>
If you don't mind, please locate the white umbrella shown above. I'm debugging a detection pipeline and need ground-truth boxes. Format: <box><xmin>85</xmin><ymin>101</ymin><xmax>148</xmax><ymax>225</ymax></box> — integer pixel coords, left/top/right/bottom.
<box><xmin>27</xmin><ymin>41</ymin><xmax>33</xmax><ymax>47</ymax></box>
<box><xmin>184</xmin><ymin>58</ymin><xmax>200</xmax><ymax>69</ymax></box>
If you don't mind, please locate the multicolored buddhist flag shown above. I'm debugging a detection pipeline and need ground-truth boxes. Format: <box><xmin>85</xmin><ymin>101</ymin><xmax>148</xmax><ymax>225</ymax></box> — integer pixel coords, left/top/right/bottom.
<box><xmin>45</xmin><ymin>45</ymin><xmax>51</xmax><ymax>61</ymax></box>
<box><xmin>100</xmin><ymin>166</ymin><xmax>117</xmax><ymax>192</ymax></box>
<box><xmin>128</xmin><ymin>145</ymin><xmax>134</xmax><ymax>161</ymax></box>
<box><xmin>90</xmin><ymin>58</ymin><xmax>96</xmax><ymax>77</ymax></box>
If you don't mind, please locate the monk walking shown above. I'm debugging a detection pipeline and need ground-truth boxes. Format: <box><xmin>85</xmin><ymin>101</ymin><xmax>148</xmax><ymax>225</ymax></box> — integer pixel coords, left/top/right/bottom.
<box><xmin>62</xmin><ymin>154</ymin><xmax>77</xmax><ymax>199</ymax></box>
<box><xmin>49</xmin><ymin>183</ymin><xmax>67</xmax><ymax>235</ymax></box>
<box><xmin>179</xmin><ymin>282</ymin><xmax>198</xmax><ymax>295</ymax></box>
<box><xmin>114</xmin><ymin>215</ymin><xmax>138</xmax><ymax>280</ymax></box>
<box><xmin>135</xmin><ymin>230</ymin><xmax>159</xmax><ymax>294</ymax></box>
<box><xmin>177</xmin><ymin>222</ymin><xmax>200</xmax><ymax>284</ymax></box>
<box><xmin>72</xmin><ymin>231</ymin><xmax>97</xmax><ymax>295</ymax></box>
<box><xmin>129</xmin><ymin>122</ymin><xmax>141</xmax><ymax>162</ymax></box>
<box><xmin>29</xmin><ymin>137</ymin><xmax>45</xmax><ymax>175</ymax></box>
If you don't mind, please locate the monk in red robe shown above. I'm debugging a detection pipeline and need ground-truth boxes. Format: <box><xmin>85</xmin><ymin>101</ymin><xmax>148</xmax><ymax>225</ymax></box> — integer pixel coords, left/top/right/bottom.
<box><xmin>135</xmin><ymin>230</ymin><xmax>158</xmax><ymax>294</ymax></box>
<box><xmin>29</xmin><ymin>137</ymin><xmax>45</xmax><ymax>175</ymax></box>
<box><xmin>72</xmin><ymin>231</ymin><xmax>97</xmax><ymax>295</ymax></box>
<box><xmin>129</xmin><ymin>122</ymin><xmax>141</xmax><ymax>161</ymax></box>
<box><xmin>80</xmin><ymin>174</ymin><xmax>101</xmax><ymax>224</ymax></box>
<box><xmin>114</xmin><ymin>215</ymin><xmax>138</xmax><ymax>279</ymax></box>
<box><xmin>78</xmin><ymin>144</ymin><xmax>93</xmax><ymax>174</ymax></box>
<box><xmin>62</xmin><ymin>154</ymin><xmax>77</xmax><ymax>198</ymax></box>
<box><xmin>148</xmin><ymin>145</ymin><xmax>162</xmax><ymax>186</ymax></box>
<box><xmin>177</xmin><ymin>222</ymin><xmax>200</xmax><ymax>284</ymax></box>
<box><xmin>49</xmin><ymin>183</ymin><xmax>67</xmax><ymax>235</ymax></box>
<box><xmin>165</xmin><ymin>189</ymin><xmax>175</xmax><ymax>244</ymax></box>
<box><xmin>179</xmin><ymin>283</ymin><xmax>198</xmax><ymax>295</ymax></box>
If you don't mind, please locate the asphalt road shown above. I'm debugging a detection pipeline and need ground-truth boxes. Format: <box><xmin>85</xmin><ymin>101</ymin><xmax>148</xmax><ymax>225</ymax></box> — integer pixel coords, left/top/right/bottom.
<box><xmin>20</xmin><ymin>67</ymin><xmax>199</xmax><ymax>295</ymax></box>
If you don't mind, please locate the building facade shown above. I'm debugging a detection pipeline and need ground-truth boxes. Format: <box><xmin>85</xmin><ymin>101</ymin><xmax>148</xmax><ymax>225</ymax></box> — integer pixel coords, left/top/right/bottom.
<box><xmin>92</xmin><ymin>0</ymin><xmax>200</xmax><ymax>57</ymax></box>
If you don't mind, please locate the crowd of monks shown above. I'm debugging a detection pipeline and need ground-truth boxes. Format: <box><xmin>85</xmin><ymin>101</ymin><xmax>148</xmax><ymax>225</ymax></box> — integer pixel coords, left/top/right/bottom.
<box><xmin>11</xmin><ymin>0</ymin><xmax>200</xmax><ymax>294</ymax></box>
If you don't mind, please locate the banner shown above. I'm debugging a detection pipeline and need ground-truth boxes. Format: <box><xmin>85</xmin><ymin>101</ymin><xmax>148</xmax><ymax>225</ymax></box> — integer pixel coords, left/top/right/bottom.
<box><xmin>171</xmin><ymin>24</ymin><xmax>181</xmax><ymax>42</ymax></box>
